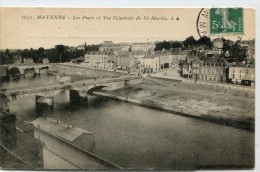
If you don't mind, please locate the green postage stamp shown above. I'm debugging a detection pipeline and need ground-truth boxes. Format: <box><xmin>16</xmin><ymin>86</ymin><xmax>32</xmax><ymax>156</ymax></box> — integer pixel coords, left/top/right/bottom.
<box><xmin>210</xmin><ymin>8</ymin><xmax>243</xmax><ymax>34</ymax></box>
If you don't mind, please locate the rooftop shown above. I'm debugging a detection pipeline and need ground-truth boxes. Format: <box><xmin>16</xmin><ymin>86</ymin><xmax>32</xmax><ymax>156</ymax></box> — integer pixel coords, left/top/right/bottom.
<box><xmin>0</xmin><ymin>129</ymin><xmax>44</xmax><ymax>168</ymax></box>
<box><xmin>32</xmin><ymin>117</ymin><xmax>93</xmax><ymax>142</ymax></box>
<box><xmin>16</xmin><ymin>117</ymin><xmax>34</xmax><ymax>132</ymax></box>
<box><xmin>142</xmin><ymin>54</ymin><xmax>155</xmax><ymax>59</ymax></box>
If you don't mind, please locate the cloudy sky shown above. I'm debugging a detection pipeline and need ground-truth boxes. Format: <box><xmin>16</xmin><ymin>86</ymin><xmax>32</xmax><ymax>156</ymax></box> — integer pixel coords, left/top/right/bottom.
<box><xmin>0</xmin><ymin>8</ymin><xmax>255</xmax><ymax>49</ymax></box>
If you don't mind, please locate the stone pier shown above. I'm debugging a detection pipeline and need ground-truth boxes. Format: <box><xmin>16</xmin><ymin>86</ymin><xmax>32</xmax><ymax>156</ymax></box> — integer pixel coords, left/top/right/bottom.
<box><xmin>35</xmin><ymin>95</ymin><xmax>54</xmax><ymax>116</ymax></box>
<box><xmin>34</xmin><ymin>68</ymin><xmax>40</xmax><ymax>76</ymax></box>
<box><xmin>69</xmin><ymin>89</ymin><xmax>88</xmax><ymax>107</ymax></box>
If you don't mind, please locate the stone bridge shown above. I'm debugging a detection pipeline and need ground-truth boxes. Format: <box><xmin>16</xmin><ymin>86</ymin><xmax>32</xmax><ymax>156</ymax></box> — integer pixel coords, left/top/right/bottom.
<box><xmin>0</xmin><ymin>76</ymin><xmax>143</xmax><ymax>115</ymax></box>
<box><xmin>8</xmin><ymin>64</ymin><xmax>50</xmax><ymax>75</ymax></box>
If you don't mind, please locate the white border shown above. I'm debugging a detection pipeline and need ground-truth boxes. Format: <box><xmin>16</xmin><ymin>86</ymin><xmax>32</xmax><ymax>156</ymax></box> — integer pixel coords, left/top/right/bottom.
<box><xmin>0</xmin><ymin>0</ymin><xmax>256</xmax><ymax>8</ymax></box>
<box><xmin>0</xmin><ymin>1</ymin><xmax>258</xmax><ymax>172</ymax></box>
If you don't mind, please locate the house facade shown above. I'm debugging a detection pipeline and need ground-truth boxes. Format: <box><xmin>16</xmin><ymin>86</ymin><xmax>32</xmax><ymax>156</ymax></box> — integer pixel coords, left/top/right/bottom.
<box><xmin>140</xmin><ymin>54</ymin><xmax>159</xmax><ymax>74</ymax></box>
<box><xmin>228</xmin><ymin>65</ymin><xmax>255</xmax><ymax>86</ymax></box>
<box><xmin>84</xmin><ymin>51</ymin><xmax>115</xmax><ymax>69</ymax></box>
<box><xmin>116</xmin><ymin>51</ymin><xmax>135</xmax><ymax>71</ymax></box>
<box><xmin>191</xmin><ymin>55</ymin><xmax>228</xmax><ymax>82</ymax></box>
<box><xmin>132</xmin><ymin>42</ymin><xmax>155</xmax><ymax>52</ymax></box>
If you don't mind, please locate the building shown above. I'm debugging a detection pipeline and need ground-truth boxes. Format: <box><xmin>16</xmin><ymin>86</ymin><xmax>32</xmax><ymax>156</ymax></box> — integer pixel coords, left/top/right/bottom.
<box><xmin>131</xmin><ymin>42</ymin><xmax>155</xmax><ymax>52</ymax></box>
<box><xmin>0</xmin><ymin>112</ymin><xmax>44</xmax><ymax>169</ymax></box>
<box><xmin>68</xmin><ymin>46</ymin><xmax>77</xmax><ymax>52</ymax></box>
<box><xmin>240</xmin><ymin>40</ymin><xmax>255</xmax><ymax>61</ymax></box>
<box><xmin>212</xmin><ymin>38</ymin><xmax>223</xmax><ymax>48</ymax></box>
<box><xmin>228</xmin><ymin>64</ymin><xmax>255</xmax><ymax>86</ymax></box>
<box><xmin>84</xmin><ymin>51</ymin><xmax>115</xmax><ymax>69</ymax></box>
<box><xmin>23</xmin><ymin>58</ymin><xmax>34</xmax><ymax>65</ymax></box>
<box><xmin>154</xmin><ymin>50</ymin><xmax>173</xmax><ymax>70</ymax></box>
<box><xmin>116</xmin><ymin>51</ymin><xmax>135</xmax><ymax>71</ymax></box>
<box><xmin>0</xmin><ymin>65</ymin><xmax>8</xmax><ymax>77</ymax></box>
<box><xmin>192</xmin><ymin>54</ymin><xmax>228</xmax><ymax>82</ymax></box>
<box><xmin>172</xmin><ymin>49</ymin><xmax>188</xmax><ymax>65</ymax></box>
<box><xmin>99</xmin><ymin>41</ymin><xmax>122</xmax><ymax>52</ymax></box>
<box><xmin>212</xmin><ymin>38</ymin><xmax>224</xmax><ymax>54</ymax></box>
<box><xmin>131</xmin><ymin>50</ymin><xmax>147</xmax><ymax>62</ymax></box>
<box><xmin>76</xmin><ymin>44</ymin><xmax>85</xmax><ymax>51</ymax></box>
<box><xmin>120</xmin><ymin>43</ymin><xmax>132</xmax><ymax>51</ymax></box>
<box><xmin>181</xmin><ymin>62</ymin><xmax>192</xmax><ymax>78</ymax></box>
<box><xmin>140</xmin><ymin>54</ymin><xmax>159</xmax><ymax>74</ymax></box>
<box><xmin>32</xmin><ymin>117</ymin><xmax>95</xmax><ymax>152</ymax></box>
<box><xmin>42</xmin><ymin>58</ymin><xmax>49</xmax><ymax>64</ymax></box>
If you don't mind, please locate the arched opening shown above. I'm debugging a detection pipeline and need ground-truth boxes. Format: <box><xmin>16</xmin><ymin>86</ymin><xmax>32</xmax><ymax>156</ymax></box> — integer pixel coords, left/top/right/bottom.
<box><xmin>87</xmin><ymin>85</ymin><xmax>108</xmax><ymax>94</ymax></box>
<box><xmin>8</xmin><ymin>67</ymin><xmax>20</xmax><ymax>80</ymax></box>
<box><xmin>164</xmin><ymin>63</ymin><xmax>169</xmax><ymax>69</ymax></box>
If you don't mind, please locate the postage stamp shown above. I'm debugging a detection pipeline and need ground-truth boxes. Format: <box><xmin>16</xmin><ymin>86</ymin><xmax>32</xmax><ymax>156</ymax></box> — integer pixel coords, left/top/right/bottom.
<box><xmin>197</xmin><ymin>8</ymin><xmax>244</xmax><ymax>37</ymax></box>
<box><xmin>210</xmin><ymin>8</ymin><xmax>243</xmax><ymax>34</ymax></box>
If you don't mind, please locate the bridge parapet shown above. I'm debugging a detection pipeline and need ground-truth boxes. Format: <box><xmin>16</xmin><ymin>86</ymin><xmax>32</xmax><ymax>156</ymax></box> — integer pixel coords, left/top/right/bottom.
<box><xmin>0</xmin><ymin>76</ymin><xmax>143</xmax><ymax>111</ymax></box>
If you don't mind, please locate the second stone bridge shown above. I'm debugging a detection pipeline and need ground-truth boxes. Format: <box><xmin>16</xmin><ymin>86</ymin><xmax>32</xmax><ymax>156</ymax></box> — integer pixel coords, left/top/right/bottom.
<box><xmin>0</xmin><ymin>76</ymin><xmax>143</xmax><ymax>115</ymax></box>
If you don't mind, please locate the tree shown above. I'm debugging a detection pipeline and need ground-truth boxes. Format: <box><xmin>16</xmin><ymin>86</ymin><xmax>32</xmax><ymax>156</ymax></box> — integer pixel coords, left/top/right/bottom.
<box><xmin>0</xmin><ymin>52</ymin><xmax>5</xmax><ymax>65</ymax></box>
<box><xmin>5</xmin><ymin>49</ymin><xmax>10</xmax><ymax>57</ymax></box>
<box><xmin>3</xmin><ymin>49</ymin><xmax>13</xmax><ymax>64</ymax></box>
<box><xmin>170</xmin><ymin>42</ymin><xmax>182</xmax><ymax>48</ymax></box>
<box><xmin>35</xmin><ymin>47</ymin><xmax>45</xmax><ymax>63</ymax></box>
<box><xmin>85</xmin><ymin>44</ymin><xmax>100</xmax><ymax>52</ymax></box>
<box><xmin>55</xmin><ymin>44</ymin><xmax>66</xmax><ymax>63</ymax></box>
<box><xmin>155</xmin><ymin>41</ymin><xmax>170</xmax><ymax>51</ymax></box>
<box><xmin>183</xmin><ymin>36</ymin><xmax>197</xmax><ymax>47</ymax></box>
<box><xmin>222</xmin><ymin>38</ymin><xmax>247</xmax><ymax>63</ymax></box>
<box><xmin>196</xmin><ymin>36</ymin><xmax>212</xmax><ymax>47</ymax></box>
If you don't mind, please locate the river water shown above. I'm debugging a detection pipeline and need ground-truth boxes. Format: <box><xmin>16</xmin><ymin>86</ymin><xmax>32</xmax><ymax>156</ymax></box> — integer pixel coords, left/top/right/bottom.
<box><xmin>1</xmin><ymin>72</ymin><xmax>254</xmax><ymax>170</ymax></box>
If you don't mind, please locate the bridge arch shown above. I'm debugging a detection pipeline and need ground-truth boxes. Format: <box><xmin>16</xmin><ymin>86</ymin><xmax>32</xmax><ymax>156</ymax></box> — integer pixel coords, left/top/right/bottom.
<box><xmin>7</xmin><ymin>67</ymin><xmax>20</xmax><ymax>80</ymax></box>
<box><xmin>87</xmin><ymin>85</ymin><xmax>108</xmax><ymax>94</ymax></box>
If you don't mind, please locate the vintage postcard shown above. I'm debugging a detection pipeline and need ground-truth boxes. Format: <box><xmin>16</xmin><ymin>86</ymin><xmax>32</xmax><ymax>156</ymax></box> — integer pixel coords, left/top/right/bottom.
<box><xmin>0</xmin><ymin>8</ymin><xmax>255</xmax><ymax>170</ymax></box>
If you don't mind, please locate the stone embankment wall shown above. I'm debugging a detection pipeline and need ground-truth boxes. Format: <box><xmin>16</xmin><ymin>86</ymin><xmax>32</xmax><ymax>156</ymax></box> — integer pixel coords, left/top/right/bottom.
<box><xmin>148</xmin><ymin>76</ymin><xmax>255</xmax><ymax>98</ymax></box>
<box><xmin>93</xmin><ymin>91</ymin><xmax>254</xmax><ymax>131</ymax></box>
<box><xmin>49</xmin><ymin>63</ymin><xmax>128</xmax><ymax>77</ymax></box>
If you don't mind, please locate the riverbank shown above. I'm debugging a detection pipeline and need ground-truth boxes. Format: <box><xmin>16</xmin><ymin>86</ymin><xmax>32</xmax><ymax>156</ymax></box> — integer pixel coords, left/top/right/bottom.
<box><xmin>93</xmin><ymin>79</ymin><xmax>254</xmax><ymax>131</ymax></box>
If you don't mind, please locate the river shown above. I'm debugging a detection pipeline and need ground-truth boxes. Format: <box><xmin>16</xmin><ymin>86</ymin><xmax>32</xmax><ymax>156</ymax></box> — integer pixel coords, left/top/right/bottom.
<box><xmin>1</xmin><ymin>72</ymin><xmax>254</xmax><ymax>170</ymax></box>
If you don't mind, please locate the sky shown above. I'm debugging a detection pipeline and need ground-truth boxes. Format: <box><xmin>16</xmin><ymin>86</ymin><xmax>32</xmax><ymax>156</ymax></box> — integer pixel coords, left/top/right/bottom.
<box><xmin>0</xmin><ymin>8</ymin><xmax>255</xmax><ymax>50</ymax></box>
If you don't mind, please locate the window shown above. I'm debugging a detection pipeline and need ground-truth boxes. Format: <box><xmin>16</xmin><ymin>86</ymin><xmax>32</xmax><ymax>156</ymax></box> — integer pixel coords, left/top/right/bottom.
<box><xmin>233</xmin><ymin>69</ymin><xmax>235</xmax><ymax>73</ymax></box>
<box><xmin>240</xmin><ymin>69</ymin><xmax>242</xmax><ymax>73</ymax></box>
<box><xmin>233</xmin><ymin>74</ymin><xmax>235</xmax><ymax>78</ymax></box>
<box><xmin>246</xmin><ymin>69</ymin><xmax>249</xmax><ymax>74</ymax></box>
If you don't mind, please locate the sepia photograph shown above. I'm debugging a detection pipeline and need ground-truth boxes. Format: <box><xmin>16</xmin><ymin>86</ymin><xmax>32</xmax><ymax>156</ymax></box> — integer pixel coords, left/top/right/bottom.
<box><xmin>0</xmin><ymin>7</ymin><xmax>255</xmax><ymax>170</ymax></box>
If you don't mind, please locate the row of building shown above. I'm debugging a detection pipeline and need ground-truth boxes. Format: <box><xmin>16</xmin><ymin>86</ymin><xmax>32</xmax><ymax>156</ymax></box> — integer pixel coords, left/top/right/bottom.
<box><xmin>181</xmin><ymin>51</ymin><xmax>255</xmax><ymax>86</ymax></box>
<box><xmin>83</xmin><ymin>48</ymin><xmax>187</xmax><ymax>74</ymax></box>
<box><xmin>99</xmin><ymin>41</ymin><xmax>156</xmax><ymax>52</ymax></box>
<box><xmin>180</xmin><ymin>38</ymin><xmax>255</xmax><ymax>87</ymax></box>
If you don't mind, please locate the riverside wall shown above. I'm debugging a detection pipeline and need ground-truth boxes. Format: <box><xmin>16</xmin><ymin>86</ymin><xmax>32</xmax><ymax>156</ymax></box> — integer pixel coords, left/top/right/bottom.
<box><xmin>148</xmin><ymin>76</ymin><xmax>255</xmax><ymax>98</ymax></box>
<box><xmin>49</xmin><ymin>63</ymin><xmax>128</xmax><ymax>77</ymax></box>
<box><xmin>93</xmin><ymin>91</ymin><xmax>254</xmax><ymax>131</ymax></box>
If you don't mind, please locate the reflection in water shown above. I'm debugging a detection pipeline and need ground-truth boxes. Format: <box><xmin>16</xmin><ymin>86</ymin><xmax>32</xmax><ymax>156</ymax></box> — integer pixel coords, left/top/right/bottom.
<box><xmin>0</xmin><ymin>71</ymin><xmax>56</xmax><ymax>90</ymax></box>
<box><xmin>3</xmin><ymin>73</ymin><xmax>255</xmax><ymax>170</ymax></box>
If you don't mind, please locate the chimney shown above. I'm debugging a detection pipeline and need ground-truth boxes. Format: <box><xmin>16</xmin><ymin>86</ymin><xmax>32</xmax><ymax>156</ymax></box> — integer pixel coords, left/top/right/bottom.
<box><xmin>0</xmin><ymin>112</ymin><xmax>17</xmax><ymax>149</ymax></box>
